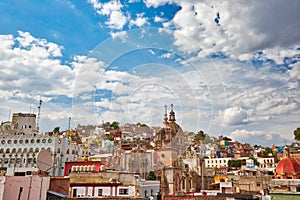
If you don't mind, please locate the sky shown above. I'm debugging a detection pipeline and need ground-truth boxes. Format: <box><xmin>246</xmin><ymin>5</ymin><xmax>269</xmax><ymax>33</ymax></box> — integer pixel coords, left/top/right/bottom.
<box><xmin>0</xmin><ymin>0</ymin><xmax>299</xmax><ymax>146</ymax></box>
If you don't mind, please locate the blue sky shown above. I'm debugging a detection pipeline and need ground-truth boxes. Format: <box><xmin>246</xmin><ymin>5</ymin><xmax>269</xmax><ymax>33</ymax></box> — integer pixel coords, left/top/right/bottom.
<box><xmin>0</xmin><ymin>0</ymin><xmax>299</xmax><ymax>146</ymax></box>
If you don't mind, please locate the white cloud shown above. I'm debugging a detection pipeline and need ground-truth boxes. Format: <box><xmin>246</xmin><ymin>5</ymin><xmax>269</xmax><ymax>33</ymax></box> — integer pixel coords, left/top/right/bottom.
<box><xmin>88</xmin><ymin>0</ymin><xmax>129</xmax><ymax>31</ymax></box>
<box><xmin>169</xmin><ymin>0</ymin><xmax>300</xmax><ymax>64</ymax></box>
<box><xmin>143</xmin><ymin>0</ymin><xmax>176</xmax><ymax>8</ymax></box>
<box><xmin>110</xmin><ymin>31</ymin><xmax>128</xmax><ymax>42</ymax></box>
<box><xmin>220</xmin><ymin>107</ymin><xmax>254</xmax><ymax>126</ymax></box>
<box><xmin>154</xmin><ymin>16</ymin><xmax>165</xmax><ymax>23</ymax></box>
<box><xmin>229</xmin><ymin>129</ymin><xmax>290</xmax><ymax>146</ymax></box>
<box><xmin>130</xmin><ymin>13</ymin><xmax>148</xmax><ymax>27</ymax></box>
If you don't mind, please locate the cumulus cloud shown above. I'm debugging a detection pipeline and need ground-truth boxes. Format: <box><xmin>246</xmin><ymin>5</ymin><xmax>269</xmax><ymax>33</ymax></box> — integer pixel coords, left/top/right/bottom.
<box><xmin>130</xmin><ymin>13</ymin><xmax>148</xmax><ymax>27</ymax></box>
<box><xmin>220</xmin><ymin>107</ymin><xmax>254</xmax><ymax>126</ymax></box>
<box><xmin>88</xmin><ymin>0</ymin><xmax>129</xmax><ymax>31</ymax></box>
<box><xmin>0</xmin><ymin>31</ymin><xmax>71</xmax><ymax>98</ymax></box>
<box><xmin>229</xmin><ymin>129</ymin><xmax>288</xmax><ymax>146</ymax></box>
<box><xmin>167</xmin><ymin>0</ymin><xmax>300</xmax><ymax>64</ymax></box>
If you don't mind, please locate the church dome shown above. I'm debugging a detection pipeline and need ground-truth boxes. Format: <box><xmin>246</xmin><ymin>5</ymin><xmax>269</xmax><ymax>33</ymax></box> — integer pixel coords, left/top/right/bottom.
<box><xmin>276</xmin><ymin>157</ymin><xmax>300</xmax><ymax>175</ymax></box>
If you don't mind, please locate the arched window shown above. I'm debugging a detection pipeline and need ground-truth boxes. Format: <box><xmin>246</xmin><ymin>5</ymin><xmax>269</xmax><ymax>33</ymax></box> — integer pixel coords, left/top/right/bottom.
<box><xmin>182</xmin><ymin>177</ymin><xmax>186</xmax><ymax>190</ymax></box>
<box><xmin>161</xmin><ymin>130</ymin><xmax>166</xmax><ymax>140</ymax></box>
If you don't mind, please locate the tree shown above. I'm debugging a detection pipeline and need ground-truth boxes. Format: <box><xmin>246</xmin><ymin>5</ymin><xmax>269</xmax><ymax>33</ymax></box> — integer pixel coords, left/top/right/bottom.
<box><xmin>249</xmin><ymin>156</ymin><xmax>260</xmax><ymax>166</ymax></box>
<box><xmin>228</xmin><ymin>159</ymin><xmax>246</xmax><ymax>168</ymax></box>
<box><xmin>196</xmin><ymin>130</ymin><xmax>206</xmax><ymax>141</ymax></box>
<box><xmin>294</xmin><ymin>127</ymin><xmax>300</xmax><ymax>141</ymax></box>
<box><xmin>53</xmin><ymin>126</ymin><xmax>60</xmax><ymax>134</ymax></box>
<box><xmin>146</xmin><ymin>171</ymin><xmax>156</xmax><ymax>180</ymax></box>
<box><xmin>223</xmin><ymin>136</ymin><xmax>232</xmax><ymax>141</ymax></box>
<box><xmin>110</xmin><ymin>121</ymin><xmax>119</xmax><ymax>130</ymax></box>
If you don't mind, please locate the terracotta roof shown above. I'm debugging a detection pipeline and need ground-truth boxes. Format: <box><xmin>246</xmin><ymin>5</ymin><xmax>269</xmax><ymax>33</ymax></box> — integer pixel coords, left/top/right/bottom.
<box><xmin>276</xmin><ymin>157</ymin><xmax>300</xmax><ymax>174</ymax></box>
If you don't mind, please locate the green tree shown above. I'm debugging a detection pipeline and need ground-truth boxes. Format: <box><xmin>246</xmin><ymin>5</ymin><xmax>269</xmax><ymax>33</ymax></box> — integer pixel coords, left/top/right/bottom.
<box><xmin>110</xmin><ymin>121</ymin><xmax>119</xmax><ymax>130</ymax></box>
<box><xmin>223</xmin><ymin>136</ymin><xmax>232</xmax><ymax>141</ymax></box>
<box><xmin>294</xmin><ymin>127</ymin><xmax>300</xmax><ymax>141</ymax></box>
<box><xmin>196</xmin><ymin>130</ymin><xmax>206</xmax><ymax>141</ymax></box>
<box><xmin>250</xmin><ymin>156</ymin><xmax>260</xmax><ymax>166</ymax></box>
<box><xmin>53</xmin><ymin>126</ymin><xmax>60</xmax><ymax>134</ymax></box>
<box><xmin>228</xmin><ymin>159</ymin><xmax>246</xmax><ymax>168</ymax></box>
<box><xmin>262</xmin><ymin>147</ymin><xmax>272</xmax><ymax>156</ymax></box>
<box><xmin>146</xmin><ymin>171</ymin><xmax>156</xmax><ymax>180</ymax></box>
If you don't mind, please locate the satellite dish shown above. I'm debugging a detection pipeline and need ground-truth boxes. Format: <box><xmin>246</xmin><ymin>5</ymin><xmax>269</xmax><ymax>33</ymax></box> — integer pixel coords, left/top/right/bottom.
<box><xmin>36</xmin><ymin>150</ymin><xmax>53</xmax><ymax>172</ymax></box>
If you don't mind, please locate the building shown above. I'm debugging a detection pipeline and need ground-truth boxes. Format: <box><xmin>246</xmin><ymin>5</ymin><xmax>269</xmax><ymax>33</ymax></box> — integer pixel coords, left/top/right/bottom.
<box><xmin>204</xmin><ymin>157</ymin><xmax>233</xmax><ymax>168</ymax></box>
<box><xmin>11</xmin><ymin>113</ymin><xmax>38</xmax><ymax>135</ymax></box>
<box><xmin>0</xmin><ymin>134</ymin><xmax>80</xmax><ymax>176</ymax></box>
<box><xmin>0</xmin><ymin>112</ymin><xmax>81</xmax><ymax>176</ymax></box>
<box><xmin>154</xmin><ymin>104</ymin><xmax>186</xmax><ymax>154</ymax></box>
<box><xmin>275</xmin><ymin>146</ymin><xmax>300</xmax><ymax>179</ymax></box>
<box><xmin>64</xmin><ymin>160</ymin><xmax>106</xmax><ymax>176</ymax></box>
<box><xmin>69</xmin><ymin>168</ymin><xmax>160</xmax><ymax>198</ymax></box>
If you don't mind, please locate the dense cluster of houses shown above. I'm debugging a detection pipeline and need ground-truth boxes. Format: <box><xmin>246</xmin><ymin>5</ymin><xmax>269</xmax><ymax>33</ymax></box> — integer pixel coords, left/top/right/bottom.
<box><xmin>0</xmin><ymin>107</ymin><xmax>300</xmax><ymax>199</ymax></box>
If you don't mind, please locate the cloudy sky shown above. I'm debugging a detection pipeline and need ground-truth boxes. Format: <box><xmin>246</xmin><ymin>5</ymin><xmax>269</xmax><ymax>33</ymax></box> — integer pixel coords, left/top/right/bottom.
<box><xmin>0</xmin><ymin>0</ymin><xmax>299</xmax><ymax>146</ymax></box>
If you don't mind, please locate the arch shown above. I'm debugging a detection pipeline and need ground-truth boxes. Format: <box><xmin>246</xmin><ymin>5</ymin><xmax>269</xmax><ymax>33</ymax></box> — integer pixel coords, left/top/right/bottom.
<box><xmin>182</xmin><ymin>177</ymin><xmax>186</xmax><ymax>190</ymax></box>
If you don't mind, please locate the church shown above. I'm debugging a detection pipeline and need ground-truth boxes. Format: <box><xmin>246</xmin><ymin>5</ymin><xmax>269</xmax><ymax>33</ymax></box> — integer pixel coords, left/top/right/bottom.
<box><xmin>153</xmin><ymin>104</ymin><xmax>192</xmax><ymax>197</ymax></box>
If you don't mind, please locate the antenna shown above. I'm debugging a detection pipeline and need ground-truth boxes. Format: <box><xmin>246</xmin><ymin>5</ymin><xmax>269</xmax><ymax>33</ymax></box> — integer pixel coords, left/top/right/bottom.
<box><xmin>68</xmin><ymin>117</ymin><xmax>71</xmax><ymax>130</ymax></box>
<box><xmin>37</xmin><ymin>99</ymin><xmax>42</xmax><ymax>132</ymax></box>
<box><xmin>8</xmin><ymin>108</ymin><xmax>11</xmax><ymax>121</ymax></box>
<box><xmin>36</xmin><ymin>150</ymin><xmax>53</xmax><ymax>172</ymax></box>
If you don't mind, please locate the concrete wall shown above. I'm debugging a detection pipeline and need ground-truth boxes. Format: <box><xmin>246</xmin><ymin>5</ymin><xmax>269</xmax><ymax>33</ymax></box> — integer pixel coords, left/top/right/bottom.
<box><xmin>0</xmin><ymin>177</ymin><xmax>5</xmax><ymax>200</ymax></box>
<box><xmin>2</xmin><ymin>176</ymin><xmax>50</xmax><ymax>200</ymax></box>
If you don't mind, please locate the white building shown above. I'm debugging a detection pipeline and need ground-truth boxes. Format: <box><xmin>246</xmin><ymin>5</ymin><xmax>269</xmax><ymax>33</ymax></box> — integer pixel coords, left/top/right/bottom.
<box><xmin>0</xmin><ymin>133</ymin><xmax>80</xmax><ymax>176</ymax></box>
<box><xmin>204</xmin><ymin>157</ymin><xmax>233</xmax><ymax>168</ymax></box>
<box><xmin>0</xmin><ymin>112</ymin><xmax>81</xmax><ymax>176</ymax></box>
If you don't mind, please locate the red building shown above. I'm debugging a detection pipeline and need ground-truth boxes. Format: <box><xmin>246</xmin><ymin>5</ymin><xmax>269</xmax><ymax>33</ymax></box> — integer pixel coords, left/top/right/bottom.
<box><xmin>64</xmin><ymin>161</ymin><xmax>106</xmax><ymax>176</ymax></box>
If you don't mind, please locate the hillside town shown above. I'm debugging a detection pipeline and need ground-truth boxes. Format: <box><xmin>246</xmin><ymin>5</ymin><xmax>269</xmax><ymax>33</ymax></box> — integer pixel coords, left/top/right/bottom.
<box><xmin>0</xmin><ymin>105</ymin><xmax>299</xmax><ymax>200</ymax></box>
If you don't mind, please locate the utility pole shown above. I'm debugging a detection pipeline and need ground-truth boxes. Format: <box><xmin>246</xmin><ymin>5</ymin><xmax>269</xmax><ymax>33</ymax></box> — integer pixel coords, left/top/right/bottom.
<box><xmin>37</xmin><ymin>99</ymin><xmax>42</xmax><ymax>132</ymax></box>
<box><xmin>68</xmin><ymin>117</ymin><xmax>71</xmax><ymax>130</ymax></box>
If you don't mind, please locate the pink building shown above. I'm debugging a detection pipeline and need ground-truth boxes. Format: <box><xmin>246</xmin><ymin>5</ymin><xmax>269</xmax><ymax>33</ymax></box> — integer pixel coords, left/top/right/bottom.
<box><xmin>0</xmin><ymin>176</ymin><xmax>50</xmax><ymax>200</ymax></box>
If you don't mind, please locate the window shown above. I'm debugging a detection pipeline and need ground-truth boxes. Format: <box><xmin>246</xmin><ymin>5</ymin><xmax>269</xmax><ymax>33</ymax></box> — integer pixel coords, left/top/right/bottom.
<box><xmin>29</xmin><ymin>125</ymin><xmax>32</xmax><ymax>128</ymax></box>
<box><xmin>98</xmin><ymin>189</ymin><xmax>103</xmax><ymax>196</ymax></box>
<box><xmin>256</xmin><ymin>183</ymin><xmax>261</xmax><ymax>187</ymax></box>
<box><xmin>31</xmin><ymin>139</ymin><xmax>34</xmax><ymax>143</ymax></box>
<box><xmin>161</xmin><ymin>130</ymin><xmax>166</xmax><ymax>140</ymax></box>
<box><xmin>19</xmin><ymin>140</ymin><xmax>23</xmax><ymax>144</ymax></box>
<box><xmin>25</xmin><ymin>139</ymin><xmax>29</xmax><ymax>144</ymax></box>
<box><xmin>42</xmin><ymin>139</ymin><xmax>46</xmax><ymax>143</ymax></box>
<box><xmin>72</xmin><ymin>189</ymin><xmax>77</xmax><ymax>197</ymax></box>
<box><xmin>182</xmin><ymin>178</ymin><xmax>185</xmax><ymax>190</ymax></box>
<box><xmin>48</xmin><ymin>139</ymin><xmax>52</xmax><ymax>143</ymax></box>
<box><xmin>1</xmin><ymin>140</ymin><xmax>4</xmax><ymax>144</ymax></box>
<box><xmin>36</xmin><ymin>139</ymin><xmax>40</xmax><ymax>143</ymax></box>
<box><xmin>119</xmin><ymin>188</ymin><xmax>128</xmax><ymax>195</ymax></box>
<box><xmin>8</xmin><ymin>140</ymin><xmax>11</xmax><ymax>144</ymax></box>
